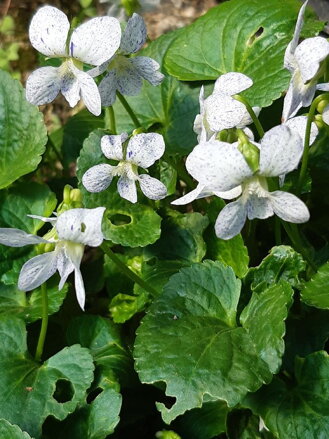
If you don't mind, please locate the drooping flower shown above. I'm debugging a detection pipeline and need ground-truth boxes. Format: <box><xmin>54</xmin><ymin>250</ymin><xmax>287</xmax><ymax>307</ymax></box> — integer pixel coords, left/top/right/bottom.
<box><xmin>193</xmin><ymin>73</ymin><xmax>260</xmax><ymax>142</ymax></box>
<box><xmin>82</xmin><ymin>132</ymin><xmax>167</xmax><ymax>203</ymax></box>
<box><xmin>282</xmin><ymin>0</ymin><xmax>329</xmax><ymax>121</ymax></box>
<box><xmin>173</xmin><ymin>125</ymin><xmax>310</xmax><ymax>240</ymax></box>
<box><xmin>26</xmin><ymin>6</ymin><xmax>121</xmax><ymax>116</ymax></box>
<box><xmin>0</xmin><ymin>207</ymin><xmax>106</xmax><ymax>310</ymax></box>
<box><xmin>97</xmin><ymin>13</ymin><xmax>164</xmax><ymax>106</ymax></box>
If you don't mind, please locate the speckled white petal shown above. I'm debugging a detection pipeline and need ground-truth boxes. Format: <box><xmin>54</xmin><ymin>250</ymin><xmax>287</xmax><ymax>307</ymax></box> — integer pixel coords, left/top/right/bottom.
<box><xmin>215</xmin><ymin>199</ymin><xmax>247</xmax><ymax>240</ymax></box>
<box><xmin>27</xmin><ymin>214</ymin><xmax>57</xmax><ymax>225</ymax></box>
<box><xmin>138</xmin><ymin>174</ymin><xmax>167</xmax><ymax>200</ymax></box>
<box><xmin>289</xmin><ymin>0</ymin><xmax>308</xmax><ymax>54</ymax></box>
<box><xmin>270</xmin><ymin>191</ymin><xmax>310</xmax><ymax>223</ymax></box>
<box><xmin>117</xmin><ymin>175</ymin><xmax>138</xmax><ymax>203</ymax></box>
<box><xmin>246</xmin><ymin>193</ymin><xmax>273</xmax><ymax>220</ymax></box>
<box><xmin>127</xmin><ymin>133</ymin><xmax>165</xmax><ymax>168</ymax></box>
<box><xmin>284</xmin><ymin>43</ymin><xmax>298</xmax><ymax>74</ymax></box>
<box><xmin>56</xmin><ymin>207</ymin><xmax>106</xmax><ymax>247</ymax></box>
<box><xmin>98</xmin><ymin>71</ymin><xmax>118</xmax><ymax>107</ymax></box>
<box><xmin>214</xmin><ymin>185</ymin><xmax>242</xmax><ymax>200</ymax></box>
<box><xmin>74</xmin><ymin>265</ymin><xmax>86</xmax><ymax>310</ymax></box>
<box><xmin>0</xmin><ymin>228</ymin><xmax>50</xmax><ymax>247</ymax></box>
<box><xmin>63</xmin><ymin>242</ymin><xmax>85</xmax><ymax>309</ymax></box>
<box><xmin>259</xmin><ymin>125</ymin><xmax>303</xmax><ymax>176</ymax></box>
<box><xmin>285</xmin><ymin>115</ymin><xmax>318</xmax><ymax>145</ymax></box>
<box><xmin>171</xmin><ymin>184</ymin><xmax>205</xmax><ymax>205</ymax></box>
<box><xmin>186</xmin><ymin>140</ymin><xmax>253</xmax><ymax>191</ymax></box>
<box><xmin>29</xmin><ymin>6</ymin><xmax>69</xmax><ymax>57</ymax></box>
<box><xmin>317</xmin><ymin>83</ymin><xmax>329</xmax><ymax>92</ymax></box>
<box><xmin>61</xmin><ymin>70</ymin><xmax>80</xmax><ymax>108</ymax></box>
<box><xmin>26</xmin><ymin>67</ymin><xmax>61</xmax><ymax>106</ymax></box>
<box><xmin>57</xmin><ymin>247</ymin><xmax>75</xmax><ymax>290</ymax></box>
<box><xmin>82</xmin><ymin>164</ymin><xmax>115</xmax><ymax>193</ymax></box>
<box><xmin>101</xmin><ymin>133</ymin><xmax>128</xmax><ymax>160</ymax></box>
<box><xmin>71</xmin><ymin>64</ymin><xmax>101</xmax><ymax>116</ymax></box>
<box><xmin>69</xmin><ymin>16</ymin><xmax>121</xmax><ymax>66</ymax></box>
<box><xmin>295</xmin><ymin>37</ymin><xmax>329</xmax><ymax>83</ymax></box>
<box><xmin>116</xmin><ymin>62</ymin><xmax>143</xmax><ymax>96</ymax></box>
<box><xmin>205</xmin><ymin>94</ymin><xmax>248</xmax><ymax>131</ymax></box>
<box><xmin>238</xmin><ymin>106</ymin><xmax>261</xmax><ymax>129</ymax></box>
<box><xmin>130</xmin><ymin>57</ymin><xmax>165</xmax><ymax>86</ymax></box>
<box><xmin>213</xmin><ymin>72</ymin><xmax>253</xmax><ymax>96</ymax></box>
<box><xmin>18</xmin><ymin>251</ymin><xmax>57</xmax><ymax>291</ymax></box>
<box><xmin>322</xmin><ymin>104</ymin><xmax>329</xmax><ymax>125</ymax></box>
<box><xmin>120</xmin><ymin>13</ymin><xmax>147</xmax><ymax>54</ymax></box>
<box><xmin>87</xmin><ymin>61</ymin><xmax>109</xmax><ymax>78</ymax></box>
<box><xmin>282</xmin><ymin>72</ymin><xmax>317</xmax><ymax>121</ymax></box>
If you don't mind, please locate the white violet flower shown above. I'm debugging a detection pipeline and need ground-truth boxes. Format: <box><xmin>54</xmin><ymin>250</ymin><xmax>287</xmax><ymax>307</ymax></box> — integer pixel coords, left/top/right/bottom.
<box><xmin>173</xmin><ymin>125</ymin><xmax>310</xmax><ymax>240</ymax></box>
<box><xmin>0</xmin><ymin>207</ymin><xmax>106</xmax><ymax>310</ymax></box>
<box><xmin>282</xmin><ymin>0</ymin><xmax>329</xmax><ymax>121</ymax></box>
<box><xmin>26</xmin><ymin>6</ymin><xmax>121</xmax><ymax>116</ymax></box>
<box><xmin>82</xmin><ymin>132</ymin><xmax>167</xmax><ymax>203</ymax></box>
<box><xmin>97</xmin><ymin>13</ymin><xmax>164</xmax><ymax>106</ymax></box>
<box><xmin>193</xmin><ymin>72</ymin><xmax>260</xmax><ymax>142</ymax></box>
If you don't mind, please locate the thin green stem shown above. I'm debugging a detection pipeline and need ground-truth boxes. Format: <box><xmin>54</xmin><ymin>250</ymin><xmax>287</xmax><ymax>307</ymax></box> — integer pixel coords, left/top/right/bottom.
<box><xmin>105</xmin><ymin>106</ymin><xmax>117</xmax><ymax>134</ymax></box>
<box><xmin>35</xmin><ymin>283</ymin><xmax>49</xmax><ymax>362</ymax></box>
<box><xmin>234</xmin><ymin>95</ymin><xmax>264</xmax><ymax>138</ymax></box>
<box><xmin>47</xmin><ymin>137</ymin><xmax>62</xmax><ymax>164</ymax></box>
<box><xmin>117</xmin><ymin>91</ymin><xmax>141</xmax><ymax>129</ymax></box>
<box><xmin>101</xmin><ymin>243</ymin><xmax>159</xmax><ymax>297</ymax></box>
<box><xmin>282</xmin><ymin>222</ymin><xmax>317</xmax><ymax>273</ymax></box>
<box><xmin>296</xmin><ymin>94</ymin><xmax>326</xmax><ymax>195</ymax></box>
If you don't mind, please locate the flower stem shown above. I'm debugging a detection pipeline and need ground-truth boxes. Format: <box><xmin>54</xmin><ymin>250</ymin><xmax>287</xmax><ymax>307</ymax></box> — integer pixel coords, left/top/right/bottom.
<box><xmin>164</xmin><ymin>154</ymin><xmax>195</xmax><ymax>191</ymax></box>
<box><xmin>234</xmin><ymin>95</ymin><xmax>264</xmax><ymax>138</ymax></box>
<box><xmin>117</xmin><ymin>91</ymin><xmax>141</xmax><ymax>129</ymax></box>
<box><xmin>35</xmin><ymin>283</ymin><xmax>49</xmax><ymax>362</ymax></box>
<box><xmin>296</xmin><ymin>94</ymin><xmax>326</xmax><ymax>196</ymax></box>
<box><xmin>105</xmin><ymin>106</ymin><xmax>117</xmax><ymax>134</ymax></box>
<box><xmin>101</xmin><ymin>242</ymin><xmax>159</xmax><ymax>297</ymax></box>
<box><xmin>282</xmin><ymin>222</ymin><xmax>317</xmax><ymax>273</ymax></box>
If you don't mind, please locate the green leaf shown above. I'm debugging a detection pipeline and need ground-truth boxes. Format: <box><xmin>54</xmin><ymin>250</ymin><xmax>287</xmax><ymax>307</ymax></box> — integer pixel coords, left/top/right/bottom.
<box><xmin>134</xmin><ymin>261</ymin><xmax>272</xmax><ymax>423</ymax></box>
<box><xmin>62</xmin><ymin>109</ymin><xmax>104</xmax><ymax>167</ymax></box>
<box><xmin>174</xmin><ymin>401</ymin><xmax>228</xmax><ymax>439</ymax></box>
<box><xmin>245</xmin><ymin>352</ymin><xmax>329</xmax><ymax>439</ymax></box>
<box><xmin>66</xmin><ymin>315</ymin><xmax>132</xmax><ymax>387</ymax></box>
<box><xmin>146</xmin><ymin>210</ymin><xmax>209</xmax><ymax>263</ymax></box>
<box><xmin>301</xmin><ymin>261</ymin><xmax>329</xmax><ymax>309</ymax></box>
<box><xmin>247</xmin><ymin>245</ymin><xmax>305</xmax><ymax>293</ymax></box>
<box><xmin>0</xmin><ymin>70</ymin><xmax>47</xmax><ymax>188</ymax></box>
<box><xmin>112</xmin><ymin>30</ymin><xmax>200</xmax><ymax>155</ymax></box>
<box><xmin>0</xmin><ymin>419</ymin><xmax>32</xmax><ymax>439</ymax></box>
<box><xmin>109</xmin><ymin>292</ymin><xmax>149</xmax><ymax>323</ymax></box>
<box><xmin>0</xmin><ymin>315</ymin><xmax>94</xmax><ymax>438</ymax></box>
<box><xmin>164</xmin><ymin>0</ymin><xmax>323</xmax><ymax>107</ymax></box>
<box><xmin>77</xmin><ymin>130</ymin><xmax>162</xmax><ymax>247</ymax></box>
<box><xmin>0</xmin><ymin>278</ymin><xmax>68</xmax><ymax>323</ymax></box>
<box><xmin>240</xmin><ymin>282</ymin><xmax>293</xmax><ymax>373</ymax></box>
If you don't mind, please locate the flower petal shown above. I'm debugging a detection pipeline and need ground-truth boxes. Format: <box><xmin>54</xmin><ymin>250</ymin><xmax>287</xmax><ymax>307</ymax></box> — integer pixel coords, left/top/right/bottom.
<box><xmin>116</xmin><ymin>61</ymin><xmax>143</xmax><ymax>96</ymax></box>
<box><xmin>130</xmin><ymin>56</ymin><xmax>165</xmax><ymax>86</ymax></box>
<box><xmin>186</xmin><ymin>140</ymin><xmax>252</xmax><ymax>191</ymax></box>
<box><xmin>26</xmin><ymin>67</ymin><xmax>61</xmax><ymax>106</ymax></box>
<box><xmin>101</xmin><ymin>133</ymin><xmax>128</xmax><ymax>160</ymax></box>
<box><xmin>61</xmin><ymin>67</ymin><xmax>80</xmax><ymax>108</ymax></box>
<box><xmin>138</xmin><ymin>174</ymin><xmax>167</xmax><ymax>200</ymax></box>
<box><xmin>120</xmin><ymin>13</ymin><xmax>147</xmax><ymax>54</ymax></box>
<box><xmin>69</xmin><ymin>16</ymin><xmax>121</xmax><ymax>66</ymax></box>
<box><xmin>18</xmin><ymin>251</ymin><xmax>57</xmax><ymax>291</ymax></box>
<box><xmin>322</xmin><ymin>104</ymin><xmax>329</xmax><ymax>125</ymax></box>
<box><xmin>0</xmin><ymin>228</ymin><xmax>49</xmax><ymax>247</ymax></box>
<box><xmin>56</xmin><ymin>207</ymin><xmax>106</xmax><ymax>247</ymax></box>
<box><xmin>29</xmin><ymin>6</ymin><xmax>69</xmax><ymax>57</ymax></box>
<box><xmin>288</xmin><ymin>0</ymin><xmax>308</xmax><ymax>55</ymax></box>
<box><xmin>295</xmin><ymin>37</ymin><xmax>329</xmax><ymax>83</ymax></box>
<box><xmin>270</xmin><ymin>191</ymin><xmax>310</xmax><ymax>223</ymax></box>
<box><xmin>171</xmin><ymin>184</ymin><xmax>205</xmax><ymax>205</ymax></box>
<box><xmin>69</xmin><ymin>63</ymin><xmax>102</xmax><ymax>116</ymax></box>
<box><xmin>215</xmin><ymin>199</ymin><xmax>247</xmax><ymax>240</ymax></box>
<box><xmin>285</xmin><ymin>115</ymin><xmax>318</xmax><ymax>145</ymax></box>
<box><xmin>57</xmin><ymin>246</ymin><xmax>74</xmax><ymax>289</ymax></box>
<box><xmin>117</xmin><ymin>175</ymin><xmax>138</xmax><ymax>203</ymax></box>
<box><xmin>213</xmin><ymin>72</ymin><xmax>253</xmax><ymax>96</ymax></box>
<box><xmin>127</xmin><ymin>133</ymin><xmax>165</xmax><ymax>168</ymax></box>
<box><xmin>82</xmin><ymin>164</ymin><xmax>115</xmax><ymax>193</ymax></box>
<box><xmin>282</xmin><ymin>71</ymin><xmax>317</xmax><ymax>121</ymax></box>
<box><xmin>74</xmin><ymin>265</ymin><xmax>86</xmax><ymax>310</ymax></box>
<box><xmin>317</xmin><ymin>83</ymin><xmax>329</xmax><ymax>92</ymax></box>
<box><xmin>205</xmin><ymin>94</ymin><xmax>249</xmax><ymax>131</ymax></box>
<box><xmin>246</xmin><ymin>193</ymin><xmax>273</xmax><ymax>220</ymax></box>
<box><xmin>259</xmin><ymin>125</ymin><xmax>303</xmax><ymax>177</ymax></box>
<box><xmin>98</xmin><ymin>70</ymin><xmax>118</xmax><ymax>107</ymax></box>
<box><xmin>63</xmin><ymin>242</ymin><xmax>85</xmax><ymax>309</ymax></box>
<box><xmin>214</xmin><ymin>185</ymin><xmax>242</xmax><ymax>200</ymax></box>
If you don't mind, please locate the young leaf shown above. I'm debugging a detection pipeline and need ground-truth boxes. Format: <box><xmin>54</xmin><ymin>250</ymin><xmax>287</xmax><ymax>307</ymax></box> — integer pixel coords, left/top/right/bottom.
<box><xmin>301</xmin><ymin>261</ymin><xmax>329</xmax><ymax>309</ymax></box>
<box><xmin>0</xmin><ymin>315</ymin><xmax>94</xmax><ymax>438</ymax></box>
<box><xmin>0</xmin><ymin>70</ymin><xmax>47</xmax><ymax>188</ymax></box>
<box><xmin>164</xmin><ymin>0</ymin><xmax>323</xmax><ymax>107</ymax></box>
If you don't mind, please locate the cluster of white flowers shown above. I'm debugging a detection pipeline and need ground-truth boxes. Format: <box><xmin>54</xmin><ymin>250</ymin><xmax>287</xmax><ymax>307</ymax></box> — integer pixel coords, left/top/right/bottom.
<box><xmin>26</xmin><ymin>6</ymin><xmax>163</xmax><ymax>115</ymax></box>
<box><xmin>2</xmin><ymin>0</ymin><xmax>325</xmax><ymax>309</ymax></box>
